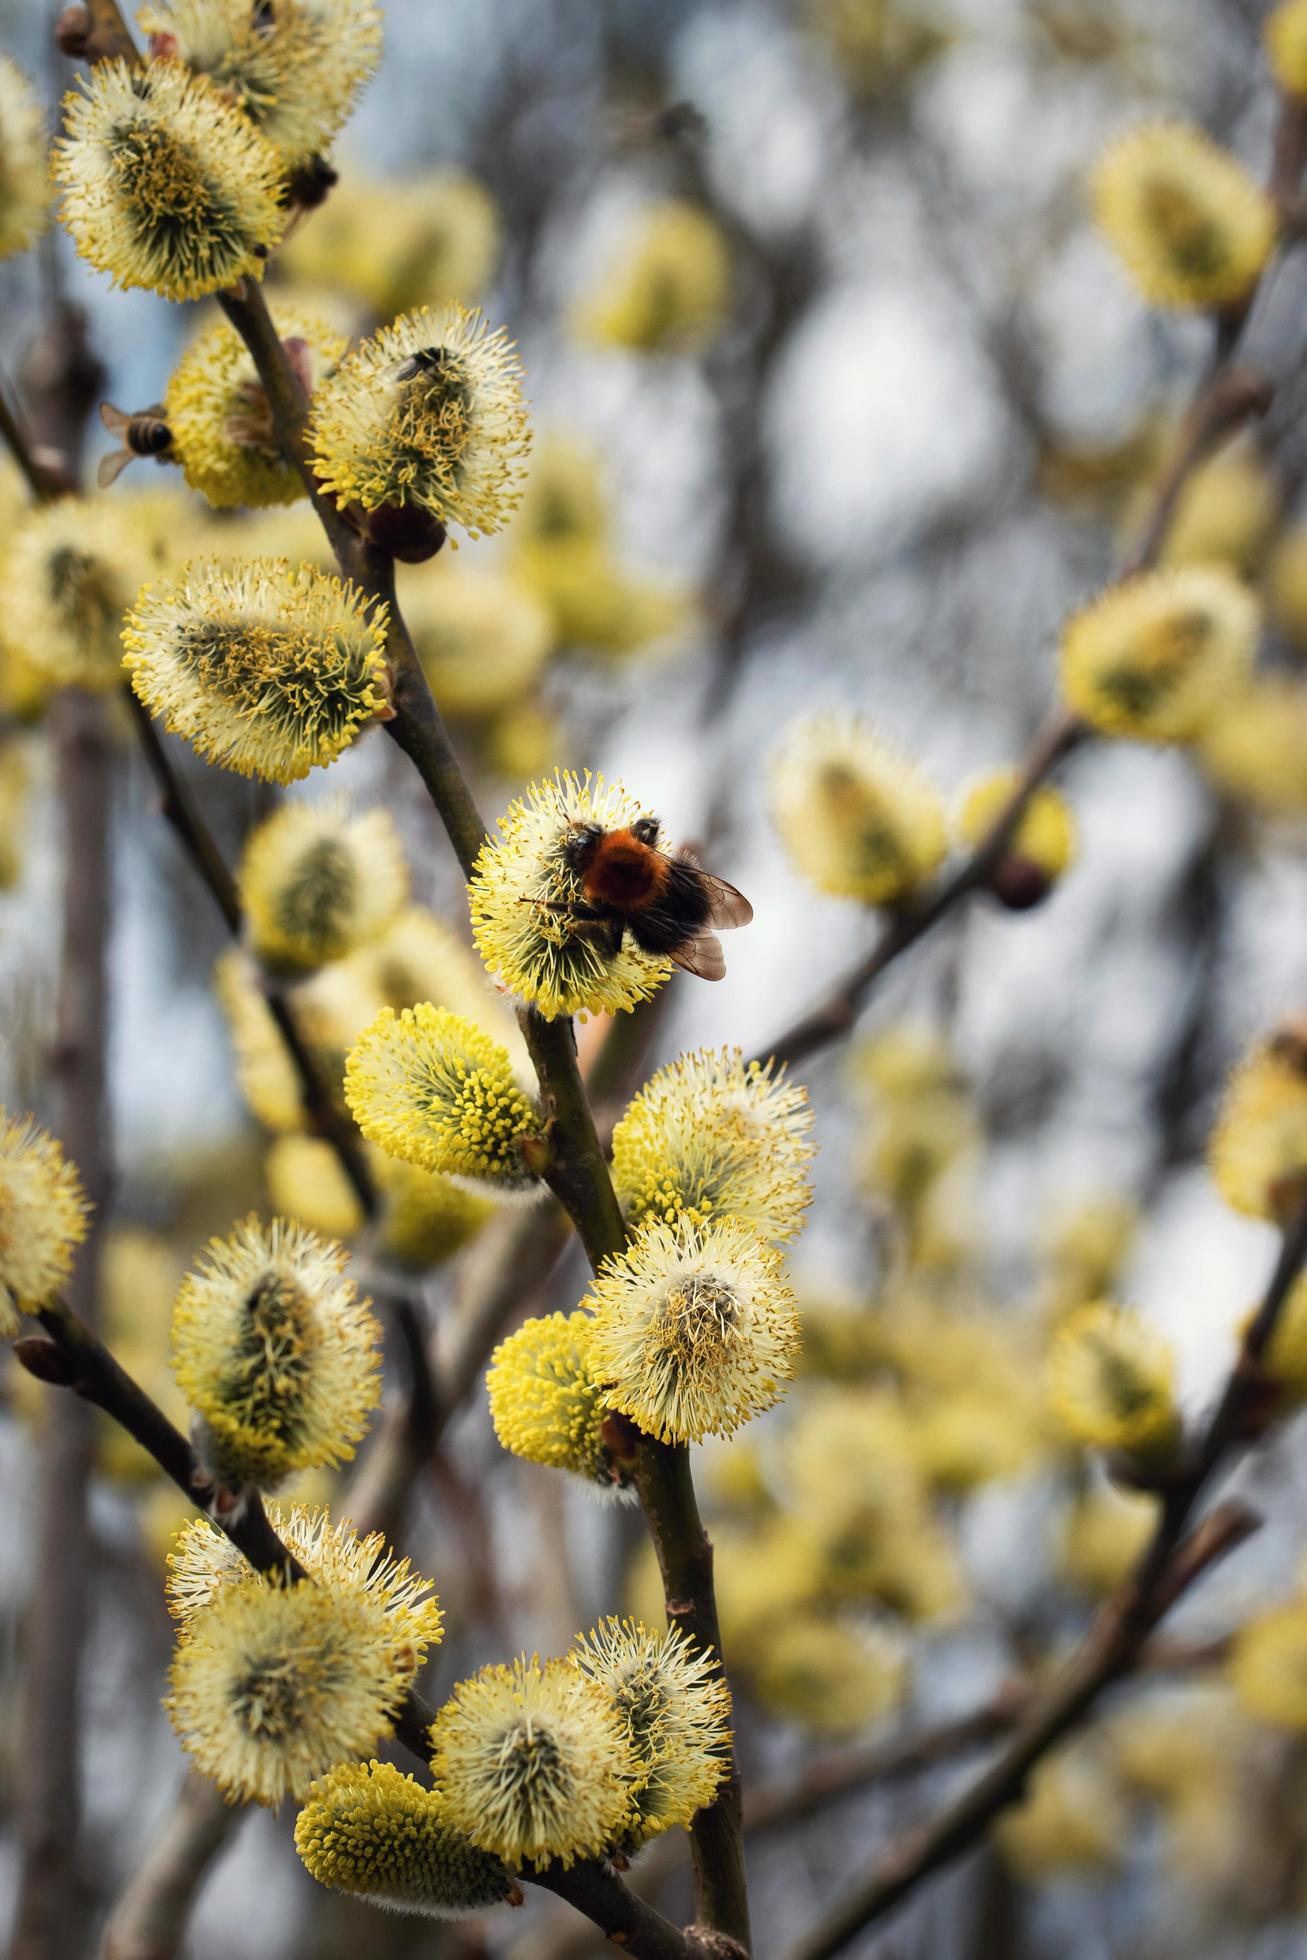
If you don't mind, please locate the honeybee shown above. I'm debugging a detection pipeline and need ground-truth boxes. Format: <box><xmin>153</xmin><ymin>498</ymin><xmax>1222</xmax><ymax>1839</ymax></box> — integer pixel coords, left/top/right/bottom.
<box><xmin>555</xmin><ymin>814</ymin><xmax>752</xmax><ymax>981</ymax></box>
<box><xmin>96</xmin><ymin>402</ymin><xmax>173</xmax><ymax>488</ymax></box>
<box><xmin>395</xmin><ymin>346</ymin><xmax>447</xmax><ymax>384</ymax></box>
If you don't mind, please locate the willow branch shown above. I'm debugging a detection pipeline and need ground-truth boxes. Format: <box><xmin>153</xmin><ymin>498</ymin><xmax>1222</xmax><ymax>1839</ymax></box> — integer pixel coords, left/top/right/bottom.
<box><xmin>784</xmin><ymin>1207</ymin><xmax>1307</xmax><ymax>1960</ymax></box>
<box><xmin>100</xmin><ymin>1772</ymin><xmax>240</xmax><ymax>1960</ymax></box>
<box><xmin>214</xmin><ymin>268</ymin><xmax>751</xmax><ymax>1951</ymax></box>
<box><xmin>520</xmin><ymin>1010</ymin><xmax>752</xmax><ymax>1949</ymax></box>
<box><xmin>758</xmin><ymin>352</ymin><xmax>1277</xmax><ymax>1075</ymax></box>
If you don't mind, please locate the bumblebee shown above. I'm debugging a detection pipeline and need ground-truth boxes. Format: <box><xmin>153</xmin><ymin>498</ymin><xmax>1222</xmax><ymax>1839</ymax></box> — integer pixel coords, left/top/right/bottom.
<box><xmin>557</xmin><ymin>814</ymin><xmax>752</xmax><ymax>981</ymax></box>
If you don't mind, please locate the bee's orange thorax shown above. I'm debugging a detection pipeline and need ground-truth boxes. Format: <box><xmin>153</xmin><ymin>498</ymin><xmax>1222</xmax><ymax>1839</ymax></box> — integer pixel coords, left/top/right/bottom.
<box><xmin>581</xmin><ymin>831</ymin><xmax>670</xmax><ymax>911</ymax></box>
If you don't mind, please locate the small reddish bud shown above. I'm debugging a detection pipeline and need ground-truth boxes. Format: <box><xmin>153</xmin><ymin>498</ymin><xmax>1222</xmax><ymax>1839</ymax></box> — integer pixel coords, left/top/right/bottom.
<box><xmin>11</xmin><ymin>1336</ymin><xmax>78</xmax><ymax>1387</ymax></box>
<box><xmin>54</xmin><ymin>5</ymin><xmax>92</xmax><ymax>57</ymax></box>
<box><xmin>345</xmin><ymin>500</ymin><xmax>448</xmax><ymax>564</ymax></box>
<box><xmin>988</xmin><ymin>853</ymin><xmax>1054</xmax><ymax>911</ymax></box>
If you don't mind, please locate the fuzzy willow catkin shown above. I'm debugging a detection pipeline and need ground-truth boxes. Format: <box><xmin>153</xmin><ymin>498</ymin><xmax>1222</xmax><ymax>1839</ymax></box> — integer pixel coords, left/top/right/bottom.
<box><xmin>54</xmin><ymin>57</ymin><xmax>284</xmax><ymax>301</ymax></box>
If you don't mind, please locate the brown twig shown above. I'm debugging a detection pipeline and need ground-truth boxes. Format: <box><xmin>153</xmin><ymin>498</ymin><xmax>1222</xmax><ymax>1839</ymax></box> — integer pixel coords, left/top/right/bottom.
<box><xmin>783</xmin><ymin>1210</ymin><xmax>1307</xmax><ymax>1960</ymax></box>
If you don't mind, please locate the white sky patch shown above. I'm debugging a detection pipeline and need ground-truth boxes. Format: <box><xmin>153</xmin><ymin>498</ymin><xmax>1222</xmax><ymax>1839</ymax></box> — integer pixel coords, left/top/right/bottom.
<box><xmin>767</xmin><ymin>279</ymin><xmax>1012</xmax><ymax>566</ymax></box>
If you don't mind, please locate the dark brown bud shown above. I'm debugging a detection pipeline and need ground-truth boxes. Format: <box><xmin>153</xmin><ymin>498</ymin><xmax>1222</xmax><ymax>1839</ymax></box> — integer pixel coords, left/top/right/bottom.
<box><xmin>54</xmin><ymin>5</ymin><xmax>92</xmax><ymax>56</ymax></box>
<box><xmin>353</xmin><ymin>501</ymin><xmax>448</xmax><ymax>564</ymax></box>
<box><xmin>988</xmin><ymin>853</ymin><xmax>1054</xmax><ymax>912</ymax></box>
<box><xmin>600</xmin><ymin>1410</ymin><xmax>642</xmax><ymax>1466</ymax></box>
<box><xmin>12</xmin><ymin>1336</ymin><xmax>78</xmax><ymax>1387</ymax></box>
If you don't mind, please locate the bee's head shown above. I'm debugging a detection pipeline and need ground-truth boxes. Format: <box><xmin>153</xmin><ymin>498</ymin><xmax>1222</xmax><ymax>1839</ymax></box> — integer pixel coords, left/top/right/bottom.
<box><xmin>631</xmin><ymin>814</ymin><xmax>661</xmax><ymax>847</ymax></box>
<box><xmin>561</xmin><ymin>820</ymin><xmax>604</xmax><ymax>871</ymax></box>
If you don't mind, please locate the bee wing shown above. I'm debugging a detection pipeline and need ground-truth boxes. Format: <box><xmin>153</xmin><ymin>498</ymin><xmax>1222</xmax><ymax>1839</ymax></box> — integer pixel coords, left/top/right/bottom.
<box><xmin>96</xmin><ymin>448</ymin><xmax>133</xmax><ymax>488</ymax></box>
<box><xmin>668</xmin><ymin>932</ymin><xmax>726</xmax><ymax>982</ymax></box>
<box><xmin>695</xmin><ymin>870</ymin><xmax>753</xmax><ymax>931</ymax></box>
<box><xmin>99</xmin><ymin>402</ymin><xmax>131</xmax><ymax>437</ymax></box>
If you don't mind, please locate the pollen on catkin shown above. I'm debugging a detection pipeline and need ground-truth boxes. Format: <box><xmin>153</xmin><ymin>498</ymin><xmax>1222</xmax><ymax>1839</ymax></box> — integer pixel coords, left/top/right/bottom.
<box><xmin>1059</xmin><ymin>566</ymin><xmax>1257</xmax><ymax>743</ymax></box>
<box><xmin>123</xmin><ymin>557</ymin><xmax>390</xmax><ymax>783</ymax></box>
<box><xmin>165</xmin><ymin>307</ymin><xmax>348</xmax><ymax>509</ymax></box>
<box><xmin>0</xmin><ymin>1110</ymin><xmax>90</xmax><ymax>1332</ymax></box>
<box><xmin>956</xmin><ymin>769</ymin><xmax>1078</xmax><ymax>881</ymax></box>
<box><xmin>308</xmin><ymin>303</ymin><xmax>531</xmax><ymax>540</ymax></box>
<box><xmin>140</xmin><ymin>0</ymin><xmax>383</xmax><ymax>165</ymax></box>
<box><xmin>769</xmin><ymin>713</ymin><xmax>948</xmax><ymax>905</ymax></box>
<box><xmin>1090</xmin><ymin>122</ymin><xmax>1276</xmax><ymax>311</ymax></box>
<box><xmin>401</xmin><ymin>567</ymin><xmax>553</xmax><ymax>715</ymax></box>
<box><xmin>569</xmin><ymin>1618</ymin><xmax>731</xmax><ymax>1844</ymax></box>
<box><xmin>166</xmin><ymin>1579</ymin><xmax>414</xmax><ymax>1805</ymax></box>
<box><xmin>7</xmin><ymin>499</ymin><xmax>154</xmax><ymax>692</ymax></box>
<box><xmin>1268</xmin><ymin>0</ymin><xmax>1307</xmax><ymax>94</ymax></box>
<box><xmin>469</xmin><ymin>772</ymin><xmax>673</xmax><ymax>1019</ymax></box>
<box><xmin>0</xmin><ymin>58</ymin><xmax>49</xmax><ymax>262</ymax></box>
<box><xmin>170</xmin><ymin>1216</ymin><xmax>381</xmax><ymax>1487</ymax></box>
<box><xmin>53</xmin><ymin>58</ymin><xmax>284</xmax><ymax>301</ymax></box>
<box><xmin>1209</xmin><ymin>1022</ymin><xmax>1307</xmax><ymax>1219</ymax></box>
<box><xmin>583</xmin><ymin>1215</ymin><xmax>801</xmax><ymax>1445</ymax></box>
<box><xmin>611</xmin><ymin>1047</ymin><xmax>815</xmax><ymax>1244</ymax></box>
<box><xmin>1047</xmin><ymin>1301</ymin><xmax>1181</xmax><ymax>1463</ymax></box>
<box><xmin>239</xmin><ymin>800</ymin><xmax>409</xmax><ymax>975</ymax></box>
<box><xmin>429</xmin><ymin>1654</ymin><xmax>637</xmax><ymax>1869</ymax></box>
<box><xmin>485</xmin><ymin>1311</ymin><xmax>636</xmax><ymax>1501</ymax></box>
<box><xmin>344</xmin><ymin>1004</ymin><xmax>542</xmax><ymax>1200</ymax></box>
<box><xmin>166</xmin><ymin>1502</ymin><xmax>443</xmax><ymax>1662</ymax></box>
<box><xmin>295</xmin><ymin>1760</ymin><xmax>515</xmax><ymax>1916</ymax></box>
<box><xmin>578</xmin><ymin>200</ymin><xmax>731</xmax><ymax>353</ymax></box>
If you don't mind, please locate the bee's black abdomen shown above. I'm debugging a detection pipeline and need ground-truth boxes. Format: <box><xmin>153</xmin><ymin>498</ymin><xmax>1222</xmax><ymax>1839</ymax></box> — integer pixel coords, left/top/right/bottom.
<box><xmin>627</xmin><ymin>858</ymin><xmax>713</xmax><ymax>954</ymax></box>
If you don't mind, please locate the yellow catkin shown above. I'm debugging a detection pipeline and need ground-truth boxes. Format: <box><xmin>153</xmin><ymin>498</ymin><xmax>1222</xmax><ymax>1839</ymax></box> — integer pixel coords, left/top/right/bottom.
<box><xmin>429</xmin><ymin>1655</ymin><xmax>637</xmax><ymax>1869</ymax></box>
<box><xmin>485</xmin><ymin>1311</ymin><xmax>634</xmax><ymax>1500</ymax></box>
<box><xmin>611</xmin><ymin>1047</ymin><xmax>815</xmax><ymax>1243</ymax></box>
<box><xmin>53</xmin><ymin>58</ymin><xmax>284</xmax><ymax>301</ymax></box>
<box><xmin>308</xmin><ymin>303</ymin><xmax>530</xmax><ymax>538</ymax></box>
<box><xmin>344</xmin><ymin>1004</ymin><xmax>542</xmax><ymax>1199</ymax></box>
<box><xmin>1091</xmin><ymin>122</ymin><xmax>1276</xmax><ymax>311</ymax></box>
<box><xmin>578</xmin><ymin>201</ymin><xmax>731</xmax><ymax>353</ymax></box>
<box><xmin>170</xmin><ymin>1215</ymin><xmax>381</xmax><ymax>1487</ymax></box>
<box><xmin>1209</xmin><ymin>1023</ymin><xmax>1307</xmax><ymax>1220</ymax></box>
<box><xmin>0</xmin><ymin>56</ymin><xmax>50</xmax><ymax>261</ymax></box>
<box><xmin>295</xmin><ymin>1760</ymin><xmax>513</xmax><ymax>1916</ymax></box>
<box><xmin>165</xmin><ymin>306</ymin><xmax>348</xmax><ymax>509</ymax></box>
<box><xmin>770</xmin><ymin>713</ymin><xmax>947</xmax><ymax>904</ymax></box>
<box><xmin>123</xmin><ymin>557</ymin><xmax>390</xmax><ymax>783</ymax></box>
<box><xmin>1047</xmin><ymin>1301</ymin><xmax>1180</xmax><ymax>1462</ymax></box>
<box><xmin>1059</xmin><ymin>566</ymin><xmax>1257</xmax><ymax>742</ymax></box>
<box><xmin>583</xmin><ymin>1215</ymin><xmax>801</xmax><ymax>1444</ymax></box>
